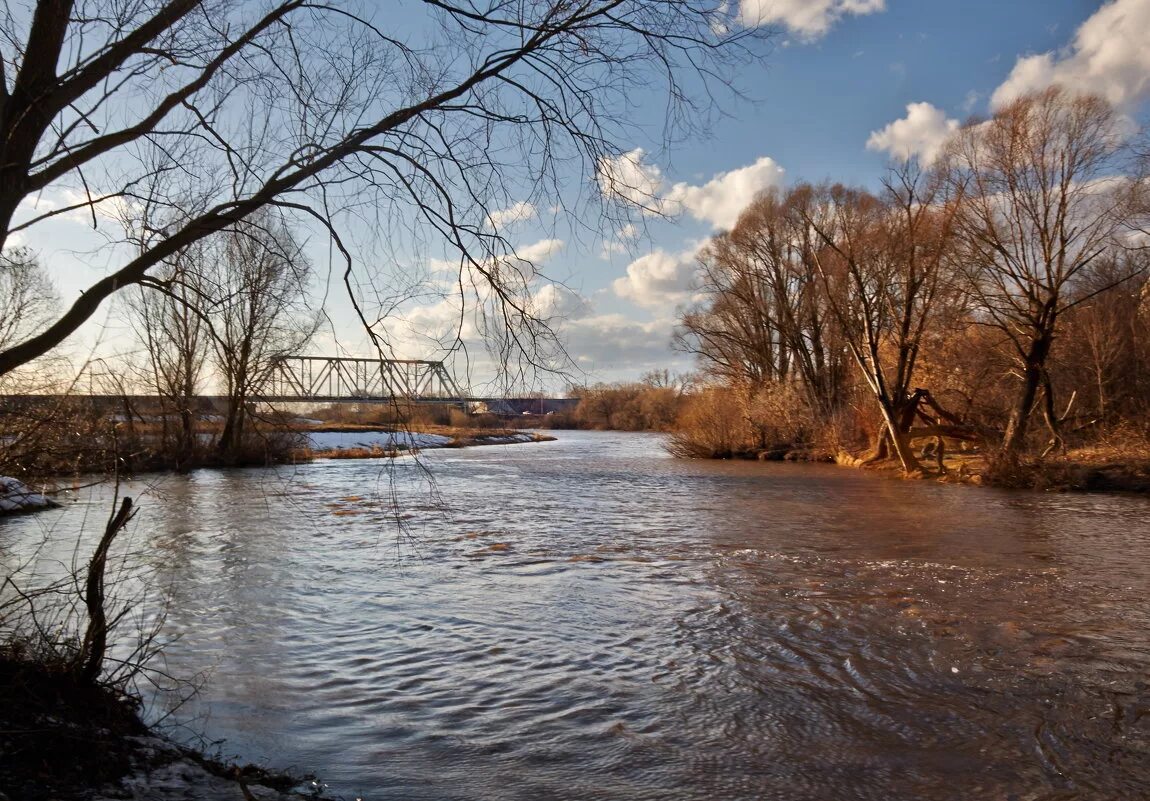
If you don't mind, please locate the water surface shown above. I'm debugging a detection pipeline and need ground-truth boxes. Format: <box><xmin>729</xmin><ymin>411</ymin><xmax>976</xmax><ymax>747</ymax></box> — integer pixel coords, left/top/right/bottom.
<box><xmin>4</xmin><ymin>431</ymin><xmax>1150</xmax><ymax>800</ymax></box>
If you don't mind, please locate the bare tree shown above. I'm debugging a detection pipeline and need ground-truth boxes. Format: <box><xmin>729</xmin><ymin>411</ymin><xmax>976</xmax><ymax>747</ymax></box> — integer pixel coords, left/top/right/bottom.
<box><xmin>943</xmin><ymin>88</ymin><xmax>1145</xmax><ymax>456</ymax></box>
<box><xmin>0</xmin><ymin>0</ymin><xmax>766</xmax><ymax>379</ymax></box>
<box><xmin>800</xmin><ymin>167</ymin><xmax>959</xmax><ymax>474</ymax></box>
<box><xmin>675</xmin><ymin>186</ymin><xmax>849</xmax><ymax>421</ymax></box>
<box><xmin>207</xmin><ymin>212</ymin><xmax>317</xmax><ymax>460</ymax></box>
<box><xmin>128</xmin><ymin>243</ymin><xmax>211</xmax><ymax>467</ymax></box>
<box><xmin>0</xmin><ymin>247</ymin><xmax>58</xmax><ymax>356</ymax></box>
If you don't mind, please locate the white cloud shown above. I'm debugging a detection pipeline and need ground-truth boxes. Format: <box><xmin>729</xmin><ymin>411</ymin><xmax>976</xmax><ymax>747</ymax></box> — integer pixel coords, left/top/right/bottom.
<box><xmin>18</xmin><ymin>194</ymin><xmax>59</xmax><ymax>214</ymax></box>
<box><xmin>665</xmin><ymin>156</ymin><xmax>786</xmax><ymax>230</ymax></box>
<box><xmin>866</xmin><ymin>102</ymin><xmax>959</xmax><ymax>164</ymax></box>
<box><xmin>598</xmin><ymin>223</ymin><xmax>640</xmax><ymax>259</ymax></box>
<box><xmin>599</xmin><ymin>239</ymin><xmax>629</xmax><ymax>258</ymax></box>
<box><xmin>737</xmin><ymin>0</ymin><xmax>885</xmax><ymax>39</ymax></box>
<box><xmin>992</xmin><ymin>0</ymin><xmax>1150</xmax><ymax>109</ymax></box>
<box><xmin>422</xmin><ymin>238</ymin><xmax>564</xmax><ymax>293</ymax></box>
<box><xmin>612</xmin><ymin>247</ymin><xmax>700</xmax><ymax>310</ymax></box>
<box><xmin>390</xmin><ymin>295</ymin><xmax>474</xmax><ymax>357</ymax></box>
<box><xmin>514</xmin><ymin>237</ymin><xmax>564</xmax><ymax>264</ymax></box>
<box><xmin>532</xmin><ymin>283</ymin><xmax>593</xmax><ymax>321</ymax></box>
<box><xmin>487</xmin><ymin>200</ymin><xmax>536</xmax><ymax>229</ymax></box>
<box><xmin>563</xmin><ymin>314</ymin><xmax>680</xmax><ymax>374</ymax></box>
<box><xmin>601</xmin><ymin>150</ymin><xmax>787</xmax><ymax>231</ymax></box>
<box><xmin>596</xmin><ymin>148</ymin><xmax>665</xmax><ymax>212</ymax></box>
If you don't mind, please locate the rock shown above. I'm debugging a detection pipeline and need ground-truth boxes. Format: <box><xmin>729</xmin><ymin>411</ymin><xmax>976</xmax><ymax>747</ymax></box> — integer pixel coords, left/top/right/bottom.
<box><xmin>0</xmin><ymin>476</ymin><xmax>59</xmax><ymax>514</ymax></box>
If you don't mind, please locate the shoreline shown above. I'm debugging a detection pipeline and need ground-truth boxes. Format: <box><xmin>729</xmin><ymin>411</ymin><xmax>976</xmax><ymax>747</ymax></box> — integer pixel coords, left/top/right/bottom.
<box><xmin>0</xmin><ymin>427</ymin><xmax>557</xmax><ymax>506</ymax></box>
<box><xmin>716</xmin><ymin>442</ymin><xmax>1150</xmax><ymax>495</ymax></box>
<box><xmin>293</xmin><ymin>426</ymin><xmax>555</xmax><ymax>461</ymax></box>
<box><xmin>0</xmin><ymin>655</ymin><xmax>311</xmax><ymax>801</ymax></box>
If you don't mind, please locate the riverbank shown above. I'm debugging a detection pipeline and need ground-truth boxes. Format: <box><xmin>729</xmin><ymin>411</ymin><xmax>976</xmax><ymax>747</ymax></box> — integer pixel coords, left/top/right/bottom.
<box><xmin>0</xmin><ymin>423</ymin><xmax>557</xmax><ymax>491</ymax></box>
<box><xmin>689</xmin><ymin>439</ymin><xmax>1150</xmax><ymax>495</ymax></box>
<box><xmin>293</xmin><ymin>426</ymin><xmax>555</xmax><ymax>460</ymax></box>
<box><xmin>842</xmin><ymin>446</ymin><xmax>1150</xmax><ymax>494</ymax></box>
<box><xmin>0</xmin><ymin>656</ymin><xmax>310</xmax><ymax>801</ymax></box>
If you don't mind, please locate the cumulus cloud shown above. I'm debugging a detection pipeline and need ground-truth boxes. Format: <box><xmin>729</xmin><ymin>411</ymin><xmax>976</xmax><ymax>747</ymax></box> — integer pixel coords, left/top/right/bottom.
<box><xmin>514</xmin><ymin>238</ymin><xmax>563</xmax><ymax>264</ymax></box>
<box><xmin>612</xmin><ymin>247</ymin><xmax>700</xmax><ymax>310</ymax></box>
<box><xmin>665</xmin><ymin>157</ymin><xmax>785</xmax><ymax>230</ymax></box>
<box><xmin>391</xmin><ymin>296</ymin><xmax>474</xmax><ymax>355</ymax></box>
<box><xmin>388</xmin><ymin>283</ymin><xmax>680</xmax><ymax>383</ymax></box>
<box><xmin>423</xmin><ymin>238</ymin><xmax>564</xmax><ymax>293</ymax></box>
<box><xmin>866</xmin><ymin>102</ymin><xmax>959</xmax><ymax>164</ymax></box>
<box><xmin>992</xmin><ymin>0</ymin><xmax>1150</xmax><ymax>109</ymax></box>
<box><xmin>563</xmin><ymin>314</ymin><xmax>680</xmax><ymax>373</ymax></box>
<box><xmin>599</xmin><ymin>240</ymin><xmax>629</xmax><ymax>258</ymax></box>
<box><xmin>598</xmin><ymin>223</ymin><xmax>640</xmax><ymax>259</ymax></box>
<box><xmin>601</xmin><ymin>149</ymin><xmax>787</xmax><ymax>231</ymax></box>
<box><xmin>487</xmin><ymin>200</ymin><xmax>537</xmax><ymax>229</ymax></box>
<box><xmin>596</xmin><ymin>148</ymin><xmax>665</xmax><ymax>212</ymax></box>
<box><xmin>15</xmin><ymin>187</ymin><xmax>139</xmax><ymax>227</ymax></box>
<box><xmin>532</xmin><ymin>283</ymin><xmax>593</xmax><ymax>321</ymax></box>
<box><xmin>737</xmin><ymin>0</ymin><xmax>885</xmax><ymax>39</ymax></box>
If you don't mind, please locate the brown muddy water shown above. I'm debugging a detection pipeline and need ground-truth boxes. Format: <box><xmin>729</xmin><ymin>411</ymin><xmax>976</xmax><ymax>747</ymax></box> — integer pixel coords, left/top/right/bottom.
<box><xmin>3</xmin><ymin>431</ymin><xmax>1150</xmax><ymax>800</ymax></box>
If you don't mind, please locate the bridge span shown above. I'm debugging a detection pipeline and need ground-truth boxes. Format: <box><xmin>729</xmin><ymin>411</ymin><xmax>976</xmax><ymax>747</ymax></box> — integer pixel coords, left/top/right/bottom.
<box><xmin>3</xmin><ymin>356</ymin><xmax>576</xmax><ymax>411</ymax></box>
<box><xmin>259</xmin><ymin>355</ymin><xmax>467</xmax><ymax>404</ymax></box>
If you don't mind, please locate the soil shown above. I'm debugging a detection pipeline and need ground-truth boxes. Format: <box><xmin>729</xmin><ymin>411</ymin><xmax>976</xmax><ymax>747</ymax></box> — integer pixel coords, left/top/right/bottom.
<box><xmin>0</xmin><ymin>658</ymin><xmax>308</xmax><ymax>801</ymax></box>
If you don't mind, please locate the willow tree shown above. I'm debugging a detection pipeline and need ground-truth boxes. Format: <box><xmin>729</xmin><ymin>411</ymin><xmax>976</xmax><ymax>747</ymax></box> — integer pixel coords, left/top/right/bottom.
<box><xmin>0</xmin><ymin>0</ymin><xmax>767</xmax><ymax>379</ymax></box>
<box><xmin>675</xmin><ymin>185</ymin><xmax>849</xmax><ymax>422</ymax></box>
<box><xmin>802</xmin><ymin>167</ymin><xmax>958</xmax><ymax>474</ymax></box>
<box><xmin>943</xmin><ymin>88</ymin><xmax>1144</xmax><ymax>456</ymax></box>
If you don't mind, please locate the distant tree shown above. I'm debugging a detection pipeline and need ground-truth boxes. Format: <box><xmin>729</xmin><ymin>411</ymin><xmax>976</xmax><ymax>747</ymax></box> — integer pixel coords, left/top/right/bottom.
<box><xmin>0</xmin><ymin>247</ymin><xmax>57</xmax><ymax>356</ymax></box>
<box><xmin>674</xmin><ymin>185</ymin><xmax>850</xmax><ymax>424</ymax></box>
<box><xmin>128</xmin><ymin>242</ymin><xmax>212</xmax><ymax>467</ymax></box>
<box><xmin>207</xmin><ymin>213</ymin><xmax>318</xmax><ymax>460</ymax></box>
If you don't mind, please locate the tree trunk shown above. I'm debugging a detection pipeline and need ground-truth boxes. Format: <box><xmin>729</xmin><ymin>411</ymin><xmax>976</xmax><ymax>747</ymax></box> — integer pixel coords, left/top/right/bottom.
<box><xmin>862</xmin><ymin>428</ymin><xmax>890</xmax><ymax>464</ymax></box>
<box><xmin>1003</xmin><ymin>333</ymin><xmax>1054</xmax><ymax>455</ymax></box>
<box><xmin>217</xmin><ymin>401</ymin><xmax>243</xmax><ymax>461</ymax></box>
<box><xmin>178</xmin><ymin>405</ymin><xmax>194</xmax><ymax>470</ymax></box>
<box><xmin>77</xmin><ymin>497</ymin><xmax>135</xmax><ymax>684</ymax></box>
<box><xmin>880</xmin><ymin>402</ymin><xmax>922</xmax><ymax>474</ymax></box>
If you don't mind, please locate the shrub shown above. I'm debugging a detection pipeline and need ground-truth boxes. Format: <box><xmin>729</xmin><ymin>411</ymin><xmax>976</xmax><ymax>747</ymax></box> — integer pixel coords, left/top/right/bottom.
<box><xmin>666</xmin><ymin>388</ymin><xmax>751</xmax><ymax>458</ymax></box>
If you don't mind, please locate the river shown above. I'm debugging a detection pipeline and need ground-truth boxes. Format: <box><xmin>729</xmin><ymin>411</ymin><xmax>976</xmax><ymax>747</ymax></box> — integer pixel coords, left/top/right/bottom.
<box><xmin>4</xmin><ymin>430</ymin><xmax>1150</xmax><ymax>800</ymax></box>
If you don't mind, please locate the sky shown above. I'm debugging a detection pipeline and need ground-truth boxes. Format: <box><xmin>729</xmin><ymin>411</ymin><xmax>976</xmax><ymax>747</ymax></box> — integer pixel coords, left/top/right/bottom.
<box><xmin>12</xmin><ymin>0</ymin><xmax>1150</xmax><ymax>396</ymax></box>
<box><xmin>462</xmin><ymin>0</ymin><xmax>1150</xmax><ymax>392</ymax></box>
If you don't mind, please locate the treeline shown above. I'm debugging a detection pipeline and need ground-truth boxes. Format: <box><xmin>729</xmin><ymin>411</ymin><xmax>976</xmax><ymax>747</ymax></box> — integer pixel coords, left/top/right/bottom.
<box><xmin>671</xmin><ymin>88</ymin><xmax>1150</xmax><ymax>475</ymax></box>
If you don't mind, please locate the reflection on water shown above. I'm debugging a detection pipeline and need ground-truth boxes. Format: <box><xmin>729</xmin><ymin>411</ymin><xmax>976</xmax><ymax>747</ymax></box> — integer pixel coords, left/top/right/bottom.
<box><xmin>3</xmin><ymin>431</ymin><xmax>1150</xmax><ymax>800</ymax></box>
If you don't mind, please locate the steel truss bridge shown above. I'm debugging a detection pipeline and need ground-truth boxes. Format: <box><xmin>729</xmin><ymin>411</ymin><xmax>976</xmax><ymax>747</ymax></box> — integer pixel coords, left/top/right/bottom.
<box><xmin>257</xmin><ymin>356</ymin><xmax>469</xmax><ymax>404</ymax></box>
<box><xmin>1</xmin><ymin>357</ymin><xmax>578</xmax><ymax>411</ymax></box>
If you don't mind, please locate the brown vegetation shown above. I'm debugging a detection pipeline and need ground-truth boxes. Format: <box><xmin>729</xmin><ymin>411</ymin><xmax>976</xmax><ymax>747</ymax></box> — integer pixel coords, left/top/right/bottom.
<box><xmin>672</xmin><ymin>88</ymin><xmax>1150</xmax><ymax>487</ymax></box>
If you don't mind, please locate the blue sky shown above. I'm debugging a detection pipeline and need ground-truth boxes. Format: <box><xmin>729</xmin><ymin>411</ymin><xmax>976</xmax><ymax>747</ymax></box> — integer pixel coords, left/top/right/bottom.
<box><xmin>12</xmin><ymin>0</ymin><xmax>1150</xmax><ymax>394</ymax></box>
<box><xmin>467</xmin><ymin>0</ymin><xmax>1149</xmax><ymax>391</ymax></box>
